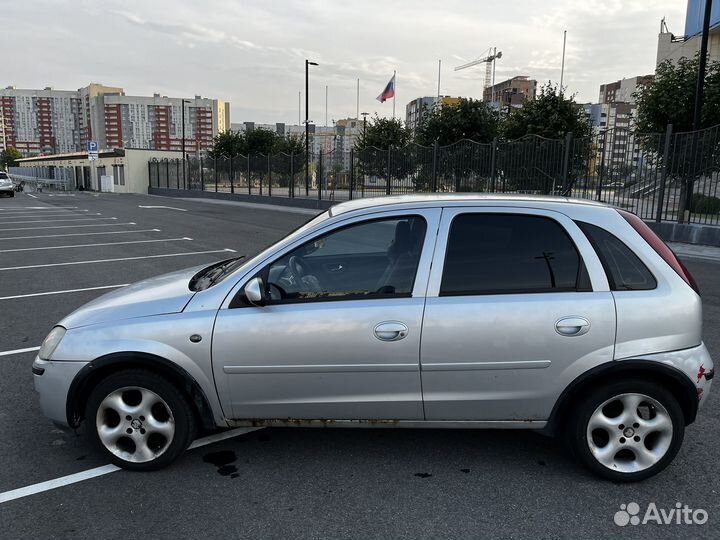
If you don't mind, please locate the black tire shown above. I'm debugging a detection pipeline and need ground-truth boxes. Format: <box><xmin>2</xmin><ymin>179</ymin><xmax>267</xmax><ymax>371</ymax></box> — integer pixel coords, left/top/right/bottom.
<box><xmin>565</xmin><ymin>379</ymin><xmax>685</xmax><ymax>482</ymax></box>
<box><xmin>9</xmin><ymin>191</ymin><xmax>14</xmax><ymax>197</ymax></box>
<box><xmin>85</xmin><ymin>369</ymin><xmax>197</xmax><ymax>471</ymax></box>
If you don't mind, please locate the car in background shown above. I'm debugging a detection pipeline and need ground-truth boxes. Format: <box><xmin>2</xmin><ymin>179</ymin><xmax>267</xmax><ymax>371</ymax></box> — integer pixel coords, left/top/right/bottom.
<box><xmin>0</xmin><ymin>172</ymin><xmax>14</xmax><ymax>197</ymax></box>
<box><xmin>32</xmin><ymin>194</ymin><xmax>713</xmax><ymax>481</ymax></box>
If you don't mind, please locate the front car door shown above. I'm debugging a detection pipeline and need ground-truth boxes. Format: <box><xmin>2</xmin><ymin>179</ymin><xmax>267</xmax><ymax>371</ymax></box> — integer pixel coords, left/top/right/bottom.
<box><xmin>212</xmin><ymin>209</ymin><xmax>441</xmax><ymax>421</ymax></box>
<box><xmin>420</xmin><ymin>207</ymin><xmax>616</xmax><ymax>422</ymax></box>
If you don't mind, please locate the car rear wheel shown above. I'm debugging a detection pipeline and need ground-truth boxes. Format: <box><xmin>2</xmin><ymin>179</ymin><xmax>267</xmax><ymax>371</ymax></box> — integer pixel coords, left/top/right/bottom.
<box><xmin>566</xmin><ymin>380</ymin><xmax>684</xmax><ymax>482</ymax></box>
<box><xmin>85</xmin><ymin>369</ymin><xmax>196</xmax><ymax>471</ymax></box>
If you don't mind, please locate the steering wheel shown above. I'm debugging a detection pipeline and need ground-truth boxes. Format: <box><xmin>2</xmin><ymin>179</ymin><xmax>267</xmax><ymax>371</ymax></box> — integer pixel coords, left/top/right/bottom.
<box><xmin>288</xmin><ymin>255</ymin><xmax>310</xmax><ymax>284</ymax></box>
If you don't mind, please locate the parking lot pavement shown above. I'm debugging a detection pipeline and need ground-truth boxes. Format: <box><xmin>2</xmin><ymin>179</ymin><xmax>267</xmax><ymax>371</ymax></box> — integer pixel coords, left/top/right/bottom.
<box><xmin>0</xmin><ymin>191</ymin><xmax>718</xmax><ymax>540</ymax></box>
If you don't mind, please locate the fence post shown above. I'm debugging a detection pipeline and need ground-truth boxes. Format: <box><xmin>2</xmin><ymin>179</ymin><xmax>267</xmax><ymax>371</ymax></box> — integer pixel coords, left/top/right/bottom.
<box><xmin>176</xmin><ymin>160</ymin><xmax>180</xmax><ymax>190</ymax></box>
<box><xmin>199</xmin><ymin>157</ymin><xmax>204</xmax><ymax>191</ymax></box>
<box><xmin>147</xmin><ymin>161</ymin><xmax>152</xmax><ymax>191</ymax></box>
<box><xmin>386</xmin><ymin>147</ymin><xmax>392</xmax><ymax>195</ymax></box>
<box><xmin>349</xmin><ymin>149</ymin><xmax>354</xmax><ymax>200</ymax></box>
<box><xmin>656</xmin><ymin>123</ymin><xmax>673</xmax><ymax>223</ymax></box>
<box><xmin>247</xmin><ymin>156</ymin><xmax>251</xmax><ymax>195</ymax></box>
<box><xmin>229</xmin><ymin>156</ymin><xmax>235</xmax><ymax>194</ymax></box>
<box><xmin>166</xmin><ymin>160</ymin><xmax>170</xmax><ymax>189</ymax></box>
<box><xmin>214</xmin><ymin>159</ymin><xmax>218</xmax><ymax>192</ymax></box>
<box><xmin>267</xmin><ymin>154</ymin><xmax>272</xmax><ymax>197</ymax></box>
<box><xmin>490</xmin><ymin>137</ymin><xmax>497</xmax><ymax>192</ymax></box>
<box><xmin>432</xmin><ymin>140</ymin><xmax>439</xmax><ymax>192</ymax></box>
<box><xmin>318</xmin><ymin>151</ymin><xmax>323</xmax><ymax>201</ymax></box>
<box><xmin>290</xmin><ymin>153</ymin><xmax>295</xmax><ymax>198</ymax></box>
<box><xmin>595</xmin><ymin>131</ymin><xmax>607</xmax><ymax>201</ymax></box>
<box><xmin>561</xmin><ymin>132</ymin><xmax>573</xmax><ymax>194</ymax></box>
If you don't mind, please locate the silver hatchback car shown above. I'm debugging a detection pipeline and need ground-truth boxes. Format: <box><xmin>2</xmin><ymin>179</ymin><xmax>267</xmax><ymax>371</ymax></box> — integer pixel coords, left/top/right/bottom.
<box><xmin>33</xmin><ymin>195</ymin><xmax>714</xmax><ymax>481</ymax></box>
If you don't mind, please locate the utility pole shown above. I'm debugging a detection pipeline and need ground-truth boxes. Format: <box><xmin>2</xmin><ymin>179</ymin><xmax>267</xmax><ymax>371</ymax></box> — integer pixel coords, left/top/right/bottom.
<box><xmin>684</xmin><ymin>0</ymin><xmax>714</xmax><ymax>221</ymax></box>
<box><xmin>305</xmin><ymin>59</ymin><xmax>318</xmax><ymax>195</ymax></box>
<box><xmin>325</xmin><ymin>85</ymin><xmax>328</xmax><ymax>127</ymax></box>
<box><xmin>560</xmin><ymin>30</ymin><xmax>567</xmax><ymax>94</ymax></box>
<box><xmin>437</xmin><ymin>59</ymin><xmax>441</xmax><ymax>99</ymax></box>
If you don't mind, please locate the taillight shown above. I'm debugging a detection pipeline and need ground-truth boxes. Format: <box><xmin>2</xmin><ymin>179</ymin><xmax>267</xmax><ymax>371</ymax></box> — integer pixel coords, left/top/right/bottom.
<box><xmin>618</xmin><ymin>210</ymin><xmax>700</xmax><ymax>294</ymax></box>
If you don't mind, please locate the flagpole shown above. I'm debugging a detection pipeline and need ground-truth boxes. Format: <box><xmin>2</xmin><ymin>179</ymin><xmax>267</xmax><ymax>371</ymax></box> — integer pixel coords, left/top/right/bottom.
<box><xmin>356</xmin><ymin>78</ymin><xmax>360</xmax><ymax>119</ymax></box>
<box><xmin>437</xmin><ymin>60</ymin><xmax>441</xmax><ymax>99</ymax></box>
<box><xmin>392</xmin><ymin>70</ymin><xmax>396</xmax><ymax>119</ymax></box>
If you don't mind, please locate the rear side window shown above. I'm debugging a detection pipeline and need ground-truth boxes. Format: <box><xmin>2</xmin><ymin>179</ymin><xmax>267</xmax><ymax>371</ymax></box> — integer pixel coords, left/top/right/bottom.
<box><xmin>440</xmin><ymin>214</ymin><xmax>590</xmax><ymax>296</ymax></box>
<box><xmin>576</xmin><ymin>221</ymin><xmax>656</xmax><ymax>291</ymax></box>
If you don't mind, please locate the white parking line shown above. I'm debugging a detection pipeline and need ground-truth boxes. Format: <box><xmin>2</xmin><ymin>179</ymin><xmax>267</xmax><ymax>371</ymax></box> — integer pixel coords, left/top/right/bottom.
<box><xmin>0</xmin><ymin>217</ymin><xmax>115</xmax><ymax>225</ymax></box>
<box><xmin>0</xmin><ymin>427</ymin><xmax>263</xmax><ymax>505</ymax></box>
<box><xmin>0</xmin><ymin>206</ymin><xmax>78</xmax><ymax>211</ymax></box>
<box><xmin>0</xmin><ymin>229</ymin><xmax>161</xmax><ymax>241</ymax></box>
<box><xmin>0</xmin><ymin>222</ymin><xmax>136</xmax><ymax>232</ymax></box>
<box><xmin>138</xmin><ymin>205</ymin><xmax>188</xmax><ymax>212</ymax></box>
<box><xmin>0</xmin><ymin>237</ymin><xmax>193</xmax><ymax>253</ymax></box>
<box><xmin>0</xmin><ymin>213</ymin><xmax>98</xmax><ymax>221</ymax></box>
<box><xmin>25</xmin><ymin>193</ymin><xmax>37</xmax><ymax>199</ymax></box>
<box><xmin>0</xmin><ymin>248</ymin><xmax>236</xmax><ymax>271</ymax></box>
<box><xmin>0</xmin><ymin>210</ymin><xmax>89</xmax><ymax>218</ymax></box>
<box><xmin>0</xmin><ymin>346</ymin><xmax>40</xmax><ymax>357</ymax></box>
<box><xmin>0</xmin><ymin>284</ymin><xmax>128</xmax><ymax>301</ymax></box>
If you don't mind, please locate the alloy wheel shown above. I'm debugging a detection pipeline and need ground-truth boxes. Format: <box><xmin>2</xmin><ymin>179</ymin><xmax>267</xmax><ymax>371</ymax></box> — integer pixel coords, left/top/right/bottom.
<box><xmin>95</xmin><ymin>386</ymin><xmax>176</xmax><ymax>463</ymax></box>
<box><xmin>586</xmin><ymin>393</ymin><xmax>673</xmax><ymax>473</ymax></box>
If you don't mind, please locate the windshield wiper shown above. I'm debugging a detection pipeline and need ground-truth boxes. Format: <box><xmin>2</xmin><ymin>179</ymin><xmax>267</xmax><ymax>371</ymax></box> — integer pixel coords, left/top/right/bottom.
<box><xmin>190</xmin><ymin>255</ymin><xmax>245</xmax><ymax>291</ymax></box>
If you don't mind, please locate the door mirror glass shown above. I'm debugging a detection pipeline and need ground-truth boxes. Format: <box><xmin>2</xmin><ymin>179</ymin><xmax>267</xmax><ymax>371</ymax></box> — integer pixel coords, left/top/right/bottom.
<box><xmin>243</xmin><ymin>277</ymin><xmax>266</xmax><ymax>306</ymax></box>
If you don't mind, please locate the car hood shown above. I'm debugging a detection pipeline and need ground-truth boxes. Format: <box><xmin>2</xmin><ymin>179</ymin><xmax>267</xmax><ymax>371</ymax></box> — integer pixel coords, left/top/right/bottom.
<box><xmin>59</xmin><ymin>265</ymin><xmax>205</xmax><ymax>329</ymax></box>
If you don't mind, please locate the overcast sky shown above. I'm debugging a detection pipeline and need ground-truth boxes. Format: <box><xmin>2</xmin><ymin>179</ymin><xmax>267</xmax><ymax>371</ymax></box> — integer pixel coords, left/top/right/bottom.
<box><xmin>1</xmin><ymin>0</ymin><xmax>685</xmax><ymax>125</ymax></box>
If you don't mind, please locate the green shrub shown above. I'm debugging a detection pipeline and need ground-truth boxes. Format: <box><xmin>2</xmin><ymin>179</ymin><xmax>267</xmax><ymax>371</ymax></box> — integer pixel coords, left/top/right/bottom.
<box><xmin>690</xmin><ymin>193</ymin><xmax>720</xmax><ymax>215</ymax></box>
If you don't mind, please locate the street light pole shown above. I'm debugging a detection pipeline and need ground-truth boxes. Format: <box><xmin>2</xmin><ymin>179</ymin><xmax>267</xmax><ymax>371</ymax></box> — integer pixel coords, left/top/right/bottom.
<box><xmin>181</xmin><ymin>98</ymin><xmax>189</xmax><ymax>189</ymax></box>
<box><xmin>305</xmin><ymin>59</ymin><xmax>318</xmax><ymax>196</ymax></box>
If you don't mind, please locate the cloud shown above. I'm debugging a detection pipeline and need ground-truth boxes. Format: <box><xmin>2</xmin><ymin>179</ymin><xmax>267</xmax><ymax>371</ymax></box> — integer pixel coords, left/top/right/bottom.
<box><xmin>0</xmin><ymin>0</ymin><xmax>687</xmax><ymax>123</ymax></box>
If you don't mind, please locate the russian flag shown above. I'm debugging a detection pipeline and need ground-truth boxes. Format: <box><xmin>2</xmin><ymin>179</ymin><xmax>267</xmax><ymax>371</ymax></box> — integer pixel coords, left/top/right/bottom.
<box><xmin>376</xmin><ymin>73</ymin><xmax>396</xmax><ymax>103</ymax></box>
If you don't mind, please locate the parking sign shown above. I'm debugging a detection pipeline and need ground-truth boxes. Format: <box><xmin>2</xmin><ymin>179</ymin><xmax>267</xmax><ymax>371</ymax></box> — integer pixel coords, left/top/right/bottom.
<box><xmin>87</xmin><ymin>141</ymin><xmax>99</xmax><ymax>161</ymax></box>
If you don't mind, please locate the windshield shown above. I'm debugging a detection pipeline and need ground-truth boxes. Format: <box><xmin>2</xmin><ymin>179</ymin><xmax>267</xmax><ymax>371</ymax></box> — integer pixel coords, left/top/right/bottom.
<box><xmin>189</xmin><ymin>210</ymin><xmax>330</xmax><ymax>291</ymax></box>
<box><xmin>0</xmin><ymin>173</ymin><xmax>9</xmax><ymax>180</ymax></box>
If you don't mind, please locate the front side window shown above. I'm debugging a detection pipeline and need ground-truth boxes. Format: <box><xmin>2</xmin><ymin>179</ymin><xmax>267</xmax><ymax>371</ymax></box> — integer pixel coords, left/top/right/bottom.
<box><xmin>263</xmin><ymin>216</ymin><xmax>427</xmax><ymax>303</ymax></box>
<box><xmin>440</xmin><ymin>214</ymin><xmax>589</xmax><ymax>296</ymax></box>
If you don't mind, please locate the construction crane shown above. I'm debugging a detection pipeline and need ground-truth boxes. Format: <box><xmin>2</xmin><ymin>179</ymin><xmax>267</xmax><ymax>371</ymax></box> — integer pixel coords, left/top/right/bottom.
<box><xmin>454</xmin><ymin>47</ymin><xmax>502</xmax><ymax>101</ymax></box>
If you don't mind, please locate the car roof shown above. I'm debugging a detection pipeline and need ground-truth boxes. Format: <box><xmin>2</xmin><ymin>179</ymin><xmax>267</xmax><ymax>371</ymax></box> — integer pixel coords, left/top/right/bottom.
<box><xmin>328</xmin><ymin>193</ymin><xmax>612</xmax><ymax>217</ymax></box>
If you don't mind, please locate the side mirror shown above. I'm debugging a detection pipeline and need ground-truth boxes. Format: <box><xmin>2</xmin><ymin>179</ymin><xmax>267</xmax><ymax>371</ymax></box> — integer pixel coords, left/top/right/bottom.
<box><xmin>243</xmin><ymin>276</ymin><xmax>266</xmax><ymax>307</ymax></box>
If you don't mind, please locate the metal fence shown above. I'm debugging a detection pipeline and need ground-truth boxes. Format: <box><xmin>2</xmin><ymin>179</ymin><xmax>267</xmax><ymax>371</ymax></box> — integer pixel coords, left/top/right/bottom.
<box><xmin>149</xmin><ymin>123</ymin><xmax>720</xmax><ymax>225</ymax></box>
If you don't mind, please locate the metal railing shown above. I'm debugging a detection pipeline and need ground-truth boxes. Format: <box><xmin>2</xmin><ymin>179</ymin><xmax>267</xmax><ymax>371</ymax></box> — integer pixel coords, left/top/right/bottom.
<box><xmin>148</xmin><ymin>124</ymin><xmax>720</xmax><ymax>225</ymax></box>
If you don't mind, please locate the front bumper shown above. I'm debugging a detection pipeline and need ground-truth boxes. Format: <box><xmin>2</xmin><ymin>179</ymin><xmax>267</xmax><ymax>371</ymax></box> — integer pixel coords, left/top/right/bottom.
<box><xmin>0</xmin><ymin>186</ymin><xmax>14</xmax><ymax>193</ymax></box>
<box><xmin>32</xmin><ymin>356</ymin><xmax>88</xmax><ymax>427</ymax></box>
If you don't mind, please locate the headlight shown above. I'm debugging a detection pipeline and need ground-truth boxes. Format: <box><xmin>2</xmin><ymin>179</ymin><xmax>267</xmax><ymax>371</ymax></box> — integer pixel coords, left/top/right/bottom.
<box><xmin>39</xmin><ymin>326</ymin><xmax>66</xmax><ymax>360</ymax></box>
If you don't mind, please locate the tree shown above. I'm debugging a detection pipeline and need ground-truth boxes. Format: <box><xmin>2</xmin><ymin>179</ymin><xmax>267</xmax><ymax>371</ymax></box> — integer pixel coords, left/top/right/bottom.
<box><xmin>354</xmin><ymin>115</ymin><xmax>411</xmax><ymax>151</ymax></box>
<box><xmin>208</xmin><ymin>130</ymin><xmax>244</xmax><ymax>158</ymax></box>
<box><xmin>353</xmin><ymin>115</ymin><xmax>414</xmax><ymax>187</ymax></box>
<box><xmin>501</xmin><ymin>82</ymin><xmax>591</xmax><ymax>140</ymax></box>
<box><xmin>415</xmin><ymin>98</ymin><xmax>499</xmax><ymax>146</ymax></box>
<box><xmin>634</xmin><ymin>55</ymin><xmax>720</xmax><ymax>133</ymax></box>
<box><xmin>0</xmin><ymin>147</ymin><xmax>23</xmax><ymax>170</ymax></box>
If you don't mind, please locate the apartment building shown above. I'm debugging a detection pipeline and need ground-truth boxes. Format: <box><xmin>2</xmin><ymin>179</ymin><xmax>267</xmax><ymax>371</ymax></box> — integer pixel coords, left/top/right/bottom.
<box><xmin>405</xmin><ymin>96</ymin><xmax>462</xmax><ymax>131</ymax></box>
<box><xmin>0</xmin><ymin>83</ymin><xmax>229</xmax><ymax>156</ymax></box>
<box><xmin>656</xmin><ymin>1</ymin><xmax>720</xmax><ymax>67</ymax></box>
<box><xmin>598</xmin><ymin>76</ymin><xmax>654</xmax><ymax>105</ymax></box>
<box><xmin>482</xmin><ymin>76</ymin><xmax>537</xmax><ymax>107</ymax></box>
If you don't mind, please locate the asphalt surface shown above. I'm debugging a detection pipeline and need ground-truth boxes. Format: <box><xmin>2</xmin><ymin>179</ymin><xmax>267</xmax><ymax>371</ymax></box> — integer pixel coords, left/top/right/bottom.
<box><xmin>0</xmin><ymin>191</ymin><xmax>717</xmax><ymax>540</ymax></box>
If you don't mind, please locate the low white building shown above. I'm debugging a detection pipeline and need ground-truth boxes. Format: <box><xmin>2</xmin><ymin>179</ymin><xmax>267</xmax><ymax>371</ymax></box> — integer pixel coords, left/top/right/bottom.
<box><xmin>14</xmin><ymin>148</ymin><xmax>182</xmax><ymax>193</ymax></box>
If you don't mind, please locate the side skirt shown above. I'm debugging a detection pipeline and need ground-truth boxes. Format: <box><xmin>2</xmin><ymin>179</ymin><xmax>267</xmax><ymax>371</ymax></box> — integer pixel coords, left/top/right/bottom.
<box><xmin>226</xmin><ymin>418</ymin><xmax>547</xmax><ymax>429</ymax></box>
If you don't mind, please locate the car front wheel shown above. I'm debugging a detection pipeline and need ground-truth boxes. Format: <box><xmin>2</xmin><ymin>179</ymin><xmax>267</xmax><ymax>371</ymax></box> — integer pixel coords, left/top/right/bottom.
<box><xmin>85</xmin><ymin>369</ymin><xmax>197</xmax><ymax>470</ymax></box>
<box><xmin>567</xmin><ymin>380</ymin><xmax>685</xmax><ymax>482</ymax></box>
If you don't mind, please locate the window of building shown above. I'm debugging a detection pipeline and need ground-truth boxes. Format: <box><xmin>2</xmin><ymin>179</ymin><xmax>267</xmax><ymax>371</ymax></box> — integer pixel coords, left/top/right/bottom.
<box><xmin>440</xmin><ymin>214</ymin><xmax>589</xmax><ymax>296</ymax></box>
<box><xmin>576</xmin><ymin>221</ymin><xmax>656</xmax><ymax>290</ymax></box>
<box><xmin>262</xmin><ymin>216</ymin><xmax>427</xmax><ymax>303</ymax></box>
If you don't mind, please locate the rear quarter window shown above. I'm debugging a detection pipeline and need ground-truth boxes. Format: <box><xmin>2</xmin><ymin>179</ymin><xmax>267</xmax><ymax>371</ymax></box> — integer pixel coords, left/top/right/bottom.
<box><xmin>576</xmin><ymin>221</ymin><xmax>656</xmax><ymax>291</ymax></box>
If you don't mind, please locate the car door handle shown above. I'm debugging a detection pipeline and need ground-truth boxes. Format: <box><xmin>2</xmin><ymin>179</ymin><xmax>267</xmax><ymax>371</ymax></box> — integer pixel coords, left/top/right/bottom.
<box><xmin>324</xmin><ymin>263</ymin><xmax>343</xmax><ymax>273</ymax></box>
<box><xmin>555</xmin><ymin>317</ymin><xmax>590</xmax><ymax>337</ymax></box>
<box><xmin>374</xmin><ymin>321</ymin><xmax>409</xmax><ymax>341</ymax></box>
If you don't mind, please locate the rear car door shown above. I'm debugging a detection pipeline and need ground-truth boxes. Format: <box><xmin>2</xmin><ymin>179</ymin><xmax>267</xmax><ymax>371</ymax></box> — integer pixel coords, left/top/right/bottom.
<box><xmin>212</xmin><ymin>209</ymin><xmax>441</xmax><ymax>421</ymax></box>
<box><xmin>420</xmin><ymin>207</ymin><xmax>616</xmax><ymax>421</ymax></box>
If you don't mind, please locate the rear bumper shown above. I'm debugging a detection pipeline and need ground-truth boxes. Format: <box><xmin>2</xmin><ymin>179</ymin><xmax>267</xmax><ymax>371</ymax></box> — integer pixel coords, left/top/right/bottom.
<box><xmin>32</xmin><ymin>357</ymin><xmax>89</xmax><ymax>427</ymax></box>
<box><xmin>632</xmin><ymin>342</ymin><xmax>714</xmax><ymax>409</ymax></box>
